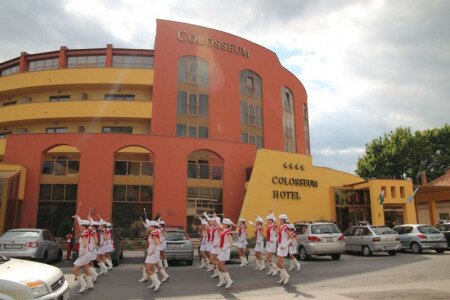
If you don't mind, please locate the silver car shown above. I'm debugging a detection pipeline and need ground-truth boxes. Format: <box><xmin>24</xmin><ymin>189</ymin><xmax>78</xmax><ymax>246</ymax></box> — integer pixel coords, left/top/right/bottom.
<box><xmin>343</xmin><ymin>226</ymin><xmax>401</xmax><ymax>256</ymax></box>
<box><xmin>165</xmin><ymin>227</ymin><xmax>194</xmax><ymax>265</ymax></box>
<box><xmin>393</xmin><ymin>224</ymin><xmax>447</xmax><ymax>254</ymax></box>
<box><xmin>295</xmin><ymin>222</ymin><xmax>345</xmax><ymax>260</ymax></box>
<box><xmin>0</xmin><ymin>254</ymin><xmax>70</xmax><ymax>299</ymax></box>
<box><xmin>0</xmin><ymin>228</ymin><xmax>62</xmax><ymax>263</ymax></box>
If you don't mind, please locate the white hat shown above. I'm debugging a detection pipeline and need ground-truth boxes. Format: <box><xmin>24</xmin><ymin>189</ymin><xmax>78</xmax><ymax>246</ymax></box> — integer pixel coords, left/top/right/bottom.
<box><xmin>147</xmin><ymin>220</ymin><xmax>159</xmax><ymax>227</ymax></box>
<box><xmin>266</xmin><ymin>213</ymin><xmax>276</xmax><ymax>221</ymax></box>
<box><xmin>158</xmin><ymin>220</ymin><xmax>166</xmax><ymax>225</ymax></box>
<box><xmin>279</xmin><ymin>214</ymin><xmax>289</xmax><ymax>220</ymax></box>
<box><xmin>91</xmin><ymin>221</ymin><xmax>100</xmax><ymax>226</ymax></box>
<box><xmin>79</xmin><ymin>219</ymin><xmax>90</xmax><ymax>226</ymax></box>
<box><xmin>106</xmin><ymin>222</ymin><xmax>112</xmax><ymax>227</ymax></box>
<box><xmin>200</xmin><ymin>219</ymin><xmax>208</xmax><ymax>225</ymax></box>
<box><xmin>99</xmin><ymin>219</ymin><xmax>107</xmax><ymax>226</ymax></box>
<box><xmin>215</xmin><ymin>217</ymin><xmax>221</xmax><ymax>224</ymax></box>
<box><xmin>222</xmin><ymin>218</ymin><xmax>233</xmax><ymax>225</ymax></box>
<box><xmin>256</xmin><ymin>216</ymin><xmax>263</xmax><ymax>223</ymax></box>
<box><xmin>238</xmin><ymin>218</ymin><xmax>245</xmax><ymax>222</ymax></box>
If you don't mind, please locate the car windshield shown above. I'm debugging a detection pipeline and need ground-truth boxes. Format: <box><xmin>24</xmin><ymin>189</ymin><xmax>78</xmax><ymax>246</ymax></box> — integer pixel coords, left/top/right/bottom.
<box><xmin>418</xmin><ymin>226</ymin><xmax>440</xmax><ymax>234</ymax></box>
<box><xmin>311</xmin><ymin>224</ymin><xmax>340</xmax><ymax>234</ymax></box>
<box><xmin>166</xmin><ymin>231</ymin><xmax>187</xmax><ymax>241</ymax></box>
<box><xmin>1</xmin><ymin>231</ymin><xmax>39</xmax><ymax>239</ymax></box>
<box><xmin>371</xmin><ymin>227</ymin><xmax>397</xmax><ymax>235</ymax></box>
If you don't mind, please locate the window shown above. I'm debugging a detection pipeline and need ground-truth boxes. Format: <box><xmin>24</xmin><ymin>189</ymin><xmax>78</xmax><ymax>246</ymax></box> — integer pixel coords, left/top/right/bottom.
<box><xmin>176</xmin><ymin>124</ymin><xmax>187</xmax><ymax>137</ymax></box>
<box><xmin>282</xmin><ymin>87</ymin><xmax>296</xmax><ymax>153</ymax></box>
<box><xmin>240</xmin><ymin>70</ymin><xmax>263</xmax><ymax>149</ymax></box>
<box><xmin>114</xmin><ymin>161</ymin><xmax>154</xmax><ymax>176</ymax></box>
<box><xmin>49</xmin><ymin>95</ymin><xmax>70</xmax><ymax>102</ymax></box>
<box><xmin>39</xmin><ymin>184</ymin><xmax>78</xmax><ymax>201</ymax></box>
<box><xmin>112</xmin><ymin>185</ymin><xmax>153</xmax><ymax>202</ymax></box>
<box><xmin>1</xmin><ymin>65</ymin><xmax>19</xmax><ymax>76</ymax></box>
<box><xmin>304</xmin><ymin>104</ymin><xmax>310</xmax><ymax>155</ymax></box>
<box><xmin>391</xmin><ymin>187</ymin><xmax>396</xmax><ymax>198</ymax></box>
<box><xmin>400</xmin><ymin>186</ymin><xmax>405</xmax><ymax>198</ymax></box>
<box><xmin>177</xmin><ymin>92</ymin><xmax>188</xmax><ymax>115</ymax></box>
<box><xmin>0</xmin><ymin>131</ymin><xmax>12</xmax><ymax>139</ymax></box>
<box><xmin>178</xmin><ymin>56</ymin><xmax>208</xmax><ymax>86</ymax></box>
<box><xmin>112</xmin><ymin>55</ymin><xmax>153</xmax><ymax>68</ymax></box>
<box><xmin>102</xmin><ymin>127</ymin><xmax>132</xmax><ymax>133</ymax></box>
<box><xmin>176</xmin><ymin>124</ymin><xmax>208</xmax><ymax>138</ymax></box>
<box><xmin>105</xmin><ymin>94</ymin><xmax>135</xmax><ymax>101</ymax></box>
<box><xmin>28</xmin><ymin>58</ymin><xmax>59</xmax><ymax>71</ymax></box>
<box><xmin>67</xmin><ymin>56</ymin><xmax>106</xmax><ymax>68</ymax></box>
<box><xmin>41</xmin><ymin>159</ymin><xmax>79</xmax><ymax>175</ymax></box>
<box><xmin>46</xmin><ymin>127</ymin><xmax>67</xmax><ymax>133</ymax></box>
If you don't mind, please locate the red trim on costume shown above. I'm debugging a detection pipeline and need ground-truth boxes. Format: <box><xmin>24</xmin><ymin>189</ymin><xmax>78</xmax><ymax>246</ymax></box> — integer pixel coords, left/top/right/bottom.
<box><xmin>220</xmin><ymin>229</ymin><xmax>232</xmax><ymax>248</ymax></box>
<box><xmin>277</xmin><ymin>224</ymin><xmax>288</xmax><ymax>243</ymax></box>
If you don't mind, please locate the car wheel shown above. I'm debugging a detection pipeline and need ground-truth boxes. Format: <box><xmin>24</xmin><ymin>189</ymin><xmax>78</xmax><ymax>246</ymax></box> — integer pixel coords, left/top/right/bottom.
<box><xmin>435</xmin><ymin>249</ymin><xmax>445</xmax><ymax>254</ymax></box>
<box><xmin>186</xmin><ymin>259</ymin><xmax>193</xmax><ymax>266</ymax></box>
<box><xmin>55</xmin><ymin>249</ymin><xmax>63</xmax><ymax>263</ymax></box>
<box><xmin>388</xmin><ymin>251</ymin><xmax>397</xmax><ymax>256</ymax></box>
<box><xmin>362</xmin><ymin>246</ymin><xmax>372</xmax><ymax>256</ymax></box>
<box><xmin>41</xmin><ymin>251</ymin><xmax>48</xmax><ymax>264</ymax></box>
<box><xmin>331</xmin><ymin>254</ymin><xmax>341</xmax><ymax>260</ymax></box>
<box><xmin>411</xmin><ymin>242</ymin><xmax>422</xmax><ymax>254</ymax></box>
<box><xmin>299</xmin><ymin>246</ymin><xmax>311</xmax><ymax>261</ymax></box>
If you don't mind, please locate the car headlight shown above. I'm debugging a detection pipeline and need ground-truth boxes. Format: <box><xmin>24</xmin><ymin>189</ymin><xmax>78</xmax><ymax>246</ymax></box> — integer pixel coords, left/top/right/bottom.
<box><xmin>22</xmin><ymin>280</ymin><xmax>49</xmax><ymax>298</ymax></box>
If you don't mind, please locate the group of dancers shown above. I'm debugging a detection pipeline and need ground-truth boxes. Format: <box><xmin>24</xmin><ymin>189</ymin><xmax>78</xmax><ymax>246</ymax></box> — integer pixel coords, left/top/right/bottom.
<box><xmin>71</xmin><ymin>215</ymin><xmax>115</xmax><ymax>293</ymax></box>
<box><xmin>197</xmin><ymin>211</ymin><xmax>301</xmax><ymax>288</ymax></box>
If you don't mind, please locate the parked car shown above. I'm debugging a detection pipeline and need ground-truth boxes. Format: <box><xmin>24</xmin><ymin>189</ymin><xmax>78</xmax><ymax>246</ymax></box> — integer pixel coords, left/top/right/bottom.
<box><xmin>294</xmin><ymin>222</ymin><xmax>345</xmax><ymax>260</ymax></box>
<box><xmin>343</xmin><ymin>225</ymin><xmax>401</xmax><ymax>256</ymax></box>
<box><xmin>165</xmin><ymin>227</ymin><xmax>194</xmax><ymax>265</ymax></box>
<box><xmin>394</xmin><ymin>224</ymin><xmax>447</xmax><ymax>254</ymax></box>
<box><xmin>0</xmin><ymin>253</ymin><xmax>70</xmax><ymax>299</ymax></box>
<box><xmin>0</xmin><ymin>228</ymin><xmax>62</xmax><ymax>263</ymax></box>
<box><xmin>436</xmin><ymin>223</ymin><xmax>450</xmax><ymax>248</ymax></box>
<box><xmin>72</xmin><ymin>228</ymin><xmax>124</xmax><ymax>266</ymax></box>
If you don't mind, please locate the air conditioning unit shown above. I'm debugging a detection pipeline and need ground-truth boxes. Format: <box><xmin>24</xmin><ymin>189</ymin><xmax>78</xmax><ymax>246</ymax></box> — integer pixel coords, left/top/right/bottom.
<box><xmin>78</xmin><ymin>126</ymin><xmax>85</xmax><ymax>133</ymax></box>
<box><xmin>81</xmin><ymin>92</ymin><xmax>88</xmax><ymax>100</ymax></box>
<box><xmin>14</xmin><ymin>128</ymin><xmax>28</xmax><ymax>134</ymax></box>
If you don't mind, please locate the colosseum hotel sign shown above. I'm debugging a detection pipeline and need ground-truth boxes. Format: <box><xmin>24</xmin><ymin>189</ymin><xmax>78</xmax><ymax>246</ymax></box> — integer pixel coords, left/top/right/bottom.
<box><xmin>271</xmin><ymin>162</ymin><xmax>319</xmax><ymax>200</ymax></box>
<box><xmin>177</xmin><ymin>30</ymin><xmax>250</xmax><ymax>58</ymax></box>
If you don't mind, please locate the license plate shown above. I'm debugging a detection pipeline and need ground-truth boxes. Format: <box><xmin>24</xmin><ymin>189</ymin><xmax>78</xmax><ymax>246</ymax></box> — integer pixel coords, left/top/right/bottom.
<box><xmin>170</xmin><ymin>244</ymin><xmax>181</xmax><ymax>249</ymax></box>
<box><xmin>325</xmin><ymin>238</ymin><xmax>333</xmax><ymax>242</ymax></box>
<box><xmin>385</xmin><ymin>246</ymin><xmax>393</xmax><ymax>250</ymax></box>
<box><xmin>4</xmin><ymin>244</ymin><xmax>22</xmax><ymax>249</ymax></box>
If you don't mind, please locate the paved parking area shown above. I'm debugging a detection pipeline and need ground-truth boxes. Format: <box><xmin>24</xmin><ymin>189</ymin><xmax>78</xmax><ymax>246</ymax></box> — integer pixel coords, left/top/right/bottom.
<box><xmin>56</xmin><ymin>251</ymin><xmax>450</xmax><ymax>299</ymax></box>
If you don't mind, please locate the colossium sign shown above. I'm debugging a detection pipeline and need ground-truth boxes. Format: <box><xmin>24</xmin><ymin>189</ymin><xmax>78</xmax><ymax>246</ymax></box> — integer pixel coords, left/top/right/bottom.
<box><xmin>272</xmin><ymin>162</ymin><xmax>319</xmax><ymax>200</ymax></box>
<box><xmin>177</xmin><ymin>30</ymin><xmax>250</xmax><ymax>58</ymax></box>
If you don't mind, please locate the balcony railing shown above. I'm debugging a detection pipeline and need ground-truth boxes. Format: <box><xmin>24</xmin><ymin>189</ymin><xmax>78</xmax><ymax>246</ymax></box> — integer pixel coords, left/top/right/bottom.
<box><xmin>42</xmin><ymin>160</ymin><xmax>79</xmax><ymax>175</ymax></box>
<box><xmin>187</xmin><ymin>163</ymin><xmax>223</xmax><ymax>180</ymax></box>
<box><xmin>114</xmin><ymin>161</ymin><xmax>154</xmax><ymax>176</ymax></box>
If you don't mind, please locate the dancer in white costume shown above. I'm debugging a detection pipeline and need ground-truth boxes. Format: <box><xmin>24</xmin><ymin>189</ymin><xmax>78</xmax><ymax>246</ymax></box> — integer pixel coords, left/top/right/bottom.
<box><xmin>158</xmin><ymin>219</ymin><xmax>169</xmax><ymax>268</ymax></box>
<box><xmin>276</xmin><ymin>214</ymin><xmax>295</xmax><ymax>285</ymax></box>
<box><xmin>144</xmin><ymin>220</ymin><xmax>163</xmax><ymax>292</ymax></box>
<box><xmin>237</xmin><ymin>218</ymin><xmax>248</xmax><ymax>267</ymax></box>
<box><xmin>264</xmin><ymin>212</ymin><xmax>278</xmax><ymax>276</ymax></box>
<box><xmin>198</xmin><ymin>218</ymin><xmax>210</xmax><ymax>269</ymax></box>
<box><xmin>216</xmin><ymin>218</ymin><xmax>234</xmax><ymax>289</ymax></box>
<box><xmin>287</xmin><ymin>223</ymin><xmax>301</xmax><ymax>271</ymax></box>
<box><xmin>248</xmin><ymin>216</ymin><xmax>265</xmax><ymax>270</ymax></box>
<box><xmin>72</xmin><ymin>216</ymin><xmax>94</xmax><ymax>293</ymax></box>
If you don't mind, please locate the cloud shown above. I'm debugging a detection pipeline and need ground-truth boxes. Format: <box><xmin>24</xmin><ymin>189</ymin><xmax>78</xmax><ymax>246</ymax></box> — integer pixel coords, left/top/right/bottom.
<box><xmin>1</xmin><ymin>0</ymin><xmax>448</xmax><ymax>175</ymax></box>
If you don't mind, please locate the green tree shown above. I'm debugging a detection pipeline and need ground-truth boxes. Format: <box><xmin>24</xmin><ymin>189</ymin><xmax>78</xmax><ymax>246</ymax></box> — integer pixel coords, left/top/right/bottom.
<box><xmin>356</xmin><ymin>124</ymin><xmax>449</xmax><ymax>184</ymax></box>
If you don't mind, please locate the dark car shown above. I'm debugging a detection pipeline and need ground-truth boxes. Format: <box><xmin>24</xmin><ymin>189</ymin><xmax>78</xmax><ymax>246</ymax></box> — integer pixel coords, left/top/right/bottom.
<box><xmin>165</xmin><ymin>227</ymin><xmax>194</xmax><ymax>265</ymax></box>
<box><xmin>72</xmin><ymin>228</ymin><xmax>124</xmax><ymax>266</ymax></box>
<box><xmin>436</xmin><ymin>223</ymin><xmax>450</xmax><ymax>248</ymax></box>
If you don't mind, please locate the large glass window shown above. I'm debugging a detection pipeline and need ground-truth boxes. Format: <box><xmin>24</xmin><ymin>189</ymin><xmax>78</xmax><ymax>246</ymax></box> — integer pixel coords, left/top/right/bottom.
<box><xmin>105</xmin><ymin>94</ymin><xmax>135</xmax><ymax>101</ymax></box>
<box><xmin>28</xmin><ymin>58</ymin><xmax>59</xmax><ymax>71</ymax></box>
<box><xmin>1</xmin><ymin>65</ymin><xmax>19</xmax><ymax>76</ymax></box>
<box><xmin>46</xmin><ymin>127</ymin><xmax>67</xmax><ymax>133</ymax></box>
<box><xmin>240</xmin><ymin>70</ymin><xmax>263</xmax><ymax>149</ymax></box>
<box><xmin>102</xmin><ymin>127</ymin><xmax>133</xmax><ymax>133</ymax></box>
<box><xmin>67</xmin><ymin>56</ymin><xmax>106</xmax><ymax>68</ymax></box>
<box><xmin>282</xmin><ymin>87</ymin><xmax>296</xmax><ymax>153</ymax></box>
<box><xmin>177</xmin><ymin>56</ymin><xmax>209</xmax><ymax>139</ymax></box>
<box><xmin>49</xmin><ymin>95</ymin><xmax>70</xmax><ymax>102</ymax></box>
<box><xmin>112</xmin><ymin>55</ymin><xmax>153</xmax><ymax>68</ymax></box>
<box><xmin>303</xmin><ymin>104</ymin><xmax>310</xmax><ymax>155</ymax></box>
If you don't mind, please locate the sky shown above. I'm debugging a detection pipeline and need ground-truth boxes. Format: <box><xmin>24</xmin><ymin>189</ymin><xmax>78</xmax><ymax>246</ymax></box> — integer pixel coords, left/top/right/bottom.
<box><xmin>0</xmin><ymin>0</ymin><xmax>449</xmax><ymax>174</ymax></box>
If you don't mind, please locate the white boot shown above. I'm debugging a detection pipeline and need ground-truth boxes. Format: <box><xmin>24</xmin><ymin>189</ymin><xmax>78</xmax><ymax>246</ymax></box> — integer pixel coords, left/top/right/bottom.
<box><xmin>288</xmin><ymin>259</ymin><xmax>295</xmax><ymax>271</ymax></box>
<box><xmin>85</xmin><ymin>275</ymin><xmax>94</xmax><ymax>290</ymax></box>
<box><xmin>254</xmin><ymin>259</ymin><xmax>260</xmax><ymax>270</ymax></box>
<box><xmin>90</xmin><ymin>267</ymin><xmax>99</xmax><ymax>282</ymax></box>
<box><xmin>271</xmin><ymin>262</ymin><xmax>278</xmax><ymax>276</ymax></box>
<box><xmin>295</xmin><ymin>259</ymin><xmax>301</xmax><ymax>271</ymax></box>
<box><xmin>258</xmin><ymin>259</ymin><xmax>265</xmax><ymax>271</ymax></box>
<box><xmin>278</xmin><ymin>268</ymin><xmax>285</xmax><ymax>283</ymax></box>
<box><xmin>266</xmin><ymin>262</ymin><xmax>273</xmax><ymax>275</ymax></box>
<box><xmin>239</xmin><ymin>256</ymin><xmax>245</xmax><ymax>267</ymax></box>
<box><xmin>151</xmin><ymin>274</ymin><xmax>161</xmax><ymax>292</ymax></box>
<box><xmin>206</xmin><ymin>261</ymin><xmax>213</xmax><ymax>272</ymax></box>
<box><xmin>148</xmin><ymin>274</ymin><xmax>155</xmax><ymax>289</ymax></box>
<box><xmin>163</xmin><ymin>259</ymin><xmax>169</xmax><ymax>268</ymax></box>
<box><xmin>243</xmin><ymin>256</ymin><xmax>248</xmax><ymax>266</ymax></box>
<box><xmin>198</xmin><ymin>258</ymin><xmax>206</xmax><ymax>269</ymax></box>
<box><xmin>216</xmin><ymin>272</ymin><xmax>225</xmax><ymax>287</ymax></box>
<box><xmin>159</xmin><ymin>268</ymin><xmax>169</xmax><ymax>282</ymax></box>
<box><xmin>282</xmin><ymin>268</ymin><xmax>290</xmax><ymax>284</ymax></box>
<box><xmin>98</xmin><ymin>262</ymin><xmax>108</xmax><ymax>275</ymax></box>
<box><xmin>211</xmin><ymin>266</ymin><xmax>219</xmax><ymax>278</ymax></box>
<box><xmin>105</xmin><ymin>258</ymin><xmax>113</xmax><ymax>270</ymax></box>
<box><xmin>224</xmin><ymin>272</ymin><xmax>233</xmax><ymax>289</ymax></box>
<box><xmin>139</xmin><ymin>267</ymin><xmax>149</xmax><ymax>282</ymax></box>
<box><xmin>76</xmin><ymin>276</ymin><xmax>87</xmax><ymax>293</ymax></box>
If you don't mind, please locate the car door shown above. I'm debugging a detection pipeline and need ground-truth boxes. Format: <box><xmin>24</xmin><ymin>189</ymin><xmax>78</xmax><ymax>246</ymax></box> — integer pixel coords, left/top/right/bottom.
<box><xmin>42</xmin><ymin>231</ymin><xmax>56</xmax><ymax>259</ymax></box>
<box><xmin>353</xmin><ymin>227</ymin><xmax>365</xmax><ymax>250</ymax></box>
<box><xmin>343</xmin><ymin>227</ymin><xmax>355</xmax><ymax>251</ymax></box>
<box><xmin>403</xmin><ymin>226</ymin><xmax>414</xmax><ymax>247</ymax></box>
<box><xmin>394</xmin><ymin>226</ymin><xmax>406</xmax><ymax>248</ymax></box>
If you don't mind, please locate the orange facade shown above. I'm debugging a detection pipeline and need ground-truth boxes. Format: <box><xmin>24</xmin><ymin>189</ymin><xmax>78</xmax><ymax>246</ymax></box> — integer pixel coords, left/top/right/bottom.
<box><xmin>0</xmin><ymin>20</ymin><xmax>308</xmax><ymax>233</ymax></box>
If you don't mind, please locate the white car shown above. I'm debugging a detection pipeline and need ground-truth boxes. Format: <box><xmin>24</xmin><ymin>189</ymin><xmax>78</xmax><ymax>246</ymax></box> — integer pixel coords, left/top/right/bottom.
<box><xmin>0</xmin><ymin>254</ymin><xmax>70</xmax><ymax>299</ymax></box>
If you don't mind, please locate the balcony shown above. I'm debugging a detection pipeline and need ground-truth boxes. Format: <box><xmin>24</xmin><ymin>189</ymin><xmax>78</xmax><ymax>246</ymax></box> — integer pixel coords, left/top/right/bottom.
<box><xmin>0</xmin><ymin>101</ymin><xmax>152</xmax><ymax>126</ymax></box>
<box><xmin>0</xmin><ymin>68</ymin><xmax>154</xmax><ymax>97</ymax></box>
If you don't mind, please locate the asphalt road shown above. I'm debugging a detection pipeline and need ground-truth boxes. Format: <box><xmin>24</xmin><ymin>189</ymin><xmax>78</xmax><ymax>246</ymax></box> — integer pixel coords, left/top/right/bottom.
<box><xmin>56</xmin><ymin>250</ymin><xmax>450</xmax><ymax>299</ymax></box>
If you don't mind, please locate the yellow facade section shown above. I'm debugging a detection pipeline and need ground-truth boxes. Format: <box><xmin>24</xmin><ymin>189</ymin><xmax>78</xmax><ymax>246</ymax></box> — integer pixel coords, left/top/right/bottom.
<box><xmin>0</xmin><ymin>68</ymin><xmax>154</xmax><ymax>97</ymax></box>
<box><xmin>0</xmin><ymin>139</ymin><xmax>5</xmax><ymax>158</ymax></box>
<box><xmin>0</xmin><ymin>101</ymin><xmax>152</xmax><ymax>126</ymax></box>
<box><xmin>355</xmin><ymin>179</ymin><xmax>416</xmax><ymax>225</ymax></box>
<box><xmin>0</xmin><ymin>164</ymin><xmax>26</xmax><ymax>234</ymax></box>
<box><xmin>240</xmin><ymin>149</ymin><xmax>362</xmax><ymax>237</ymax></box>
